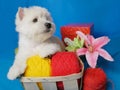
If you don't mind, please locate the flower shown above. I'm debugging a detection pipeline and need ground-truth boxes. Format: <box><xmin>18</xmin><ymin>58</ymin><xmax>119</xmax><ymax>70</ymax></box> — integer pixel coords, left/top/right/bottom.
<box><xmin>76</xmin><ymin>31</ymin><xmax>113</xmax><ymax>68</ymax></box>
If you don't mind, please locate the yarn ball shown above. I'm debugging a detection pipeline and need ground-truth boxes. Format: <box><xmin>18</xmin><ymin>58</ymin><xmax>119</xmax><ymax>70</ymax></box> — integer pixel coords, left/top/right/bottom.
<box><xmin>51</xmin><ymin>52</ymin><xmax>82</xmax><ymax>90</ymax></box>
<box><xmin>51</xmin><ymin>52</ymin><xmax>82</xmax><ymax>76</ymax></box>
<box><xmin>24</xmin><ymin>55</ymin><xmax>51</xmax><ymax>90</ymax></box>
<box><xmin>60</xmin><ymin>24</ymin><xmax>92</xmax><ymax>43</ymax></box>
<box><xmin>83</xmin><ymin>68</ymin><xmax>107</xmax><ymax>90</ymax></box>
<box><xmin>24</xmin><ymin>55</ymin><xmax>51</xmax><ymax>77</ymax></box>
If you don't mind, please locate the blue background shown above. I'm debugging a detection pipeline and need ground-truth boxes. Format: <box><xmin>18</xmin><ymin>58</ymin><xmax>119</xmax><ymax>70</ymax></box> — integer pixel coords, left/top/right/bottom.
<box><xmin>0</xmin><ymin>0</ymin><xmax>120</xmax><ymax>90</ymax></box>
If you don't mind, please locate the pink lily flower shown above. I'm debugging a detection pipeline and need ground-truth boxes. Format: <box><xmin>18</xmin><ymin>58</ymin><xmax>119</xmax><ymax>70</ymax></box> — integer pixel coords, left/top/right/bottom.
<box><xmin>76</xmin><ymin>31</ymin><xmax>114</xmax><ymax>68</ymax></box>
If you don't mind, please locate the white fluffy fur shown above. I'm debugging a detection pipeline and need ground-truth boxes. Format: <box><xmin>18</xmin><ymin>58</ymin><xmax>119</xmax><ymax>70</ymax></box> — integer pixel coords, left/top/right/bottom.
<box><xmin>7</xmin><ymin>6</ymin><xmax>65</xmax><ymax>80</ymax></box>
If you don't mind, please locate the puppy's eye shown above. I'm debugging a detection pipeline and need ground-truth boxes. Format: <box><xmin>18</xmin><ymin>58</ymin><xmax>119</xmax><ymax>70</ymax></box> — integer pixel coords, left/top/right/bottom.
<box><xmin>33</xmin><ymin>18</ymin><xmax>38</xmax><ymax>23</ymax></box>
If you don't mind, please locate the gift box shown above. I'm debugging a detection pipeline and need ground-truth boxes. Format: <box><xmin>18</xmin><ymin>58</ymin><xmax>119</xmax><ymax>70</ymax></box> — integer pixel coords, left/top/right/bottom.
<box><xmin>60</xmin><ymin>24</ymin><xmax>94</xmax><ymax>42</ymax></box>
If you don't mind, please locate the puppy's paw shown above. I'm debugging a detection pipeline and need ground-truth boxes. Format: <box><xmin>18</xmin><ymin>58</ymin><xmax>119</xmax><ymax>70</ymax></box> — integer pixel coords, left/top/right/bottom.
<box><xmin>38</xmin><ymin>49</ymin><xmax>56</xmax><ymax>58</ymax></box>
<box><xmin>7</xmin><ymin>66</ymin><xmax>20</xmax><ymax>80</ymax></box>
<box><xmin>34</xmin><ymin>44</ymin><xmax>61</xmax><ymax>58</ymax></box>
<box><xmin>38</xmin><ymin>52</ymin><xmax>48</xmax><ymax>58</ymax></box>
<box><xmin>7</xmin><ymin>64</ymin><xmax>26</xmax><ymax>80</ymax></box>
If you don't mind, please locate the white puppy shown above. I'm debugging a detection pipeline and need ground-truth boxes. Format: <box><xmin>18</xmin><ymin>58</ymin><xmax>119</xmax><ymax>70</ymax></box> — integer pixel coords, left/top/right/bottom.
<box><xmin>7</xmin><ymin>6</ymin><xmax>64</xmax><ymax>80</ymax></box>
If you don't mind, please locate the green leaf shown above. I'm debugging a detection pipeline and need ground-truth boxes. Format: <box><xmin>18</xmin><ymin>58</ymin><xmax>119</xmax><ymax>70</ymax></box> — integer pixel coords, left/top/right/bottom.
<box><xmin>65</xmin><ymin>45</ymin><xmax>76</xmax><ymax>51</ymax></box>
<box><xmin>65</xmin><ymin>36</ymin><xmax>85</xmax><ymax>51</ymax></box>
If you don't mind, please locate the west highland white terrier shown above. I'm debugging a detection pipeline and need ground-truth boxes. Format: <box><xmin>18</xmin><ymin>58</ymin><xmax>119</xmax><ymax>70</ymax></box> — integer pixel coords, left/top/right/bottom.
<box><xmin>7</xmin><ymin>6</ymin><xmax>65</xmax><ymax>80</ymax></box>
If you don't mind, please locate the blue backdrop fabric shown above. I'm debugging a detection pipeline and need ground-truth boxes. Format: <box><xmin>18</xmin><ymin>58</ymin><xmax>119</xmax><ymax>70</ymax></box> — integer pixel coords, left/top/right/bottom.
<box><xmin>0</xmin><ymin>0</ymin><xmax>120</xmax><ymax>90</ymax></box>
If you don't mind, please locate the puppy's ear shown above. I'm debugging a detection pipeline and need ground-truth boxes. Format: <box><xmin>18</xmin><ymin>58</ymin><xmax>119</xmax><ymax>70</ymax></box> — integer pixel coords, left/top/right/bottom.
<box><xmin>15</xmin><ymin>7</ymin><xmax>25</xmax><ymax>32</ymax></box>
<box><xmin>18</xmin><ymin>7</ymin><xmax>24</xmax><ymax>20</ymax></box>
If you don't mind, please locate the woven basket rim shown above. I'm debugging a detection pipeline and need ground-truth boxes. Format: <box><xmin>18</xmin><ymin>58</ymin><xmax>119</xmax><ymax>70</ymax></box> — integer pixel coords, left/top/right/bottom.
<box><xmin>21</xmin><ymin>57</ymin><xmax>84</xmax><ymax>83</ymax></box>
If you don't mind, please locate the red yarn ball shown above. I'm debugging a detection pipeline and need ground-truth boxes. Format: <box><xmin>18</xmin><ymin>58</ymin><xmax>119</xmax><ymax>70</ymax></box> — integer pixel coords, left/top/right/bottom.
<box><xmin>51</xmin><ymin>52</ymin><xmax>82</xmax><ymax>76</ymax></box>
<box><xmin>83</xmin><ymin>68</ymin><xmax>107</xmax><ymax>90</ymax></box>
<box><xmin>51</xmin><ymin>52</ymin><xmax>82</xmax><ymax>90</ymax></box>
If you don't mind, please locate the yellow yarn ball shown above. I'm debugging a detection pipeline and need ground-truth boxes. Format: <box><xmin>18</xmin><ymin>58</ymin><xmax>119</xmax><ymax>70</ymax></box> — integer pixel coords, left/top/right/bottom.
<box><xmin>24</xmin><ymin>55</ymin><xmax>51</xmax><ymax>90</ymax></box>
<box><xmin>24</xmin><ymin>55</ymin><xmax>51</xmax><ymax>77</ymax></box>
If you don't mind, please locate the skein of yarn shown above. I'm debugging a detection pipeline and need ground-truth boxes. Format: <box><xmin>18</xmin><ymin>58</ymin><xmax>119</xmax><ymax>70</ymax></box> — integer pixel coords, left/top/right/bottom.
<box><xmin>83</xmin><ymin>68</ymin><xmax>107</xmax><ymax>90</ymax></box>
<box><xmin>51</xmin><ymin>52</ymin><xmax>82</xmax><ymax>90</ymax></box>
<box><xmin>24</xmin><ymin>55</ymin><xmax>51</xmax><ymax>77</ymax></box>
<box><xmin>51</xmin><ymin>52</ymin><xmax>82</xmax><ymax>76</ymax></box>
<box><xmin>24</xmin><ymin>55</ymin><xmax>51</xmax><ymax>90</ymax></box>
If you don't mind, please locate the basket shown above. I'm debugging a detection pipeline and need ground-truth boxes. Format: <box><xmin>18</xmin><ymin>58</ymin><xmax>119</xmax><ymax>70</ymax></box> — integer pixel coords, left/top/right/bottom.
<box><xmin>21</xmin><ymin>58</ymin><xmax>84</xmax><ymax>90</ymax></box>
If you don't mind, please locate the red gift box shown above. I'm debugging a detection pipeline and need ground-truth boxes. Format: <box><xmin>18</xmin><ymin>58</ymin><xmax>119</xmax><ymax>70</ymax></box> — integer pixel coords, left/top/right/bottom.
<box><xmin>60</xmin><ymin>24</ymin><xmax>94</xmax><ymax>42</ymax></box>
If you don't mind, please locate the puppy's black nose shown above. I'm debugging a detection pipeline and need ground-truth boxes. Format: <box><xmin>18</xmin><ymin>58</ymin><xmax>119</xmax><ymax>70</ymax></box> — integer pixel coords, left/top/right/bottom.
<box><xmin>45</xmin><ymin>23</ymin><xmax>51</xmax><ymax>29</ymax></box>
